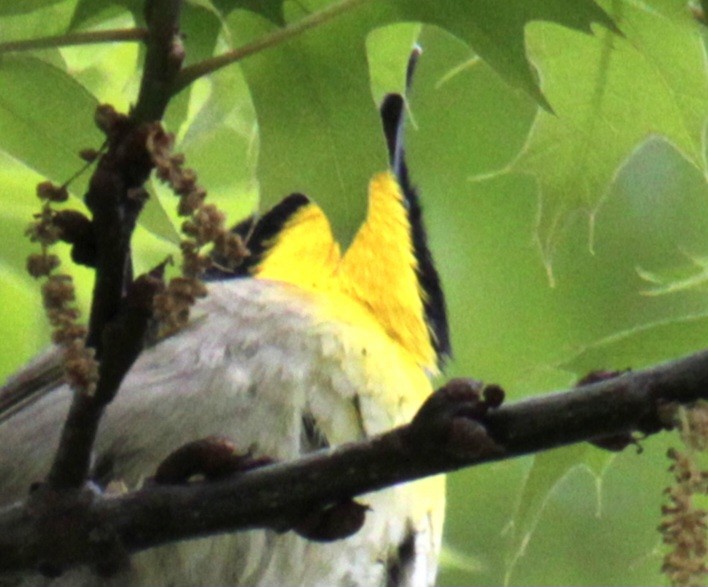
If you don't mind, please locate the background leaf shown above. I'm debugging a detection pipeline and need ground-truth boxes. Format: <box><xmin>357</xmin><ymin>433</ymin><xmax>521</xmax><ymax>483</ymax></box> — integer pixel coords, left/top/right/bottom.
<box><xmin>226</xmin><ymin>2</ymin><xmax>388</xmax><ymax>246</ymax></box>
<box><xmin>0</xmin><ymin>0</ymin><xmax>68</xmax><ymax>16</ymax></box>
<box><xmin>512</xmin><ymin>0</ymin><xmax>708</xmax><ymax>277</ymax></box>
<box><xmin>387</xmin><ymin>0</ymin><xmax>618</xmax><ymax>109</ymax></box>
<box><xmin>0</xmin><ymin>56</ymin><xmax>100</xmax><ymax>195</ymax></box>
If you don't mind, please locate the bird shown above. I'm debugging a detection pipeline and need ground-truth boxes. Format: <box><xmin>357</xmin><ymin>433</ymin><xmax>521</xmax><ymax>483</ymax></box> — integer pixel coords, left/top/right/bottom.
<box><xmin>0</xmin><ymin>77</ymin><xmax>450</xmax><ymax>586</ymax></box>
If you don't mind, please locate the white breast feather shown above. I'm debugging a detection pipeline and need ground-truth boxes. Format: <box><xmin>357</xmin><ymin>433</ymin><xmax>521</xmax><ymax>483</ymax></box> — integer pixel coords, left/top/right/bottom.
<box><xmin>0</xmin><ymin>278</ymin><xmax>444</xmax><ymax>587</ymax></box>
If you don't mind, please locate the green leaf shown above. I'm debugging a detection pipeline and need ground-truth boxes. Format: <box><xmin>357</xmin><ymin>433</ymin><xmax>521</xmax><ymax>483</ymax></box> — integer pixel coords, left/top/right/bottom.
<box><xmin>0</xmin><ymin>265</ymin><xmax>46</xmax><ymax>378</ymax></box>
<box><xmin>546</xmin><ymin>134</ymin><xmax>708</xmax><ymax>346</ymax></box>
<box><xmin>387</xmin><ymin>0</ymin><xmax>618</xmax><ymax>110</ymax></box>
<box><xmin>511</xmin><ymin>0</ymin><xmax>708</xmax><ymax>276</ymax></box>
<box><xmin>366</xmin><ymin>22</ymin><xmax>421</xmax><ymax>106</ymax></box>
<box><xmin>69</xmin><ymin>0</ymin><xmax>142</xmax><ymax>30</ymax></box>
<box><xmin>0</xmin><ymin>0</ymin><xmax>77</xmax><ymax>44</ymax></box>
<box><xmin>0</xmin><ymin>56</ymin><xmax>101</xmax><ymax>196</ymax></box>
<box><xmin>562</xmin><ymin>314</ymin><xmax>708</xmax><ymax>374</ymax></box>
<box><xmin>177</xmin><ymin>118</ymin><xmax>258</xmax><ymax>224</ymax></box>
<box><xmin>440</xmin><ymin>459</ymin><xmax>530</xmax><ymax>586</ymax></box>
<box><xmin>0</xmin><ymin>157</ymin><xmax>43</xmax><ymax>273</ymax></box>
<box><xmin>636</xmin><ymin>258</ymin><xmax>708</xmax><ymax>297</ymax></box>
<box><xmin>213</xmin><ymin>0</ymin><xmax>286</xmax><ymax>25</ymax></box>
<box><xmin>226</xmin><ymin>4</ymin><xmax>388</xmax><ymax>246</ymax></box>
<box><xmin>507</xmin><ymin>444</ymin><xmax>670</xmax><ymax>586</ymax></box>
<box><xmin>602</xmin><ymin>136</ymin><xmax>708</xmax><ymax>290</ymax></box>
<box><xmin>139</xmin><ymin>182</ymin><xmax>181</xmax><ymax>244</ymax></box>
<box><xmin>0</xmin><ymin>0</ymin><xmax>67</xmax><ymax>15</ymax></box>
<box><xmin>179</xmin><ymin>2</ymin><xmax>226</xmax><ymax>66</ymax></box>
<box><xmin>504</xmin><ymin>446</ymin><xmax>613</xmax><ymax>584</ymax></box>
<box><xmin>60</xmin><ymin>11</ymin><xmax>140</xmax><ymax>111</ymax></box>
<box><xmin>438</xmin><ymin>544</ymin><xmax>484</xmax><ymax>575</ymax></box>
<box><xmin>409</xmin><ymin>25</ymin><xmax>538</xmax><ymax>188</ymax></box>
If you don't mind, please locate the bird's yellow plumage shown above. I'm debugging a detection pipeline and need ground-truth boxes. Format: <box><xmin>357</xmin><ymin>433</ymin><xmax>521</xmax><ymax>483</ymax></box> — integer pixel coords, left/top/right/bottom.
<box><xmin>253</xmin><ymin>200</ymin><xmax>341</xmax><ymax>290</ymax></box>
<box><xmin>255</xmin><ymin>172</ymin><xmax>438</xmax><ymax>374</ymax></box>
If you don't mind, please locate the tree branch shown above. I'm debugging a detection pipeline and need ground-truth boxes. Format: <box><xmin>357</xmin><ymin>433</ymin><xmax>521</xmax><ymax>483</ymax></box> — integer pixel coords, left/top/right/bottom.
<box><xmin>45</xmin><ymin>0</ymin><xmax>185</xmax><ymax>490</ymax></box>
<box><xmin>2</xmin><ymin>347</ymin><xmax>705</xmax><ymax>575</ymax></box>
<box><xmin>132</xmin><ymin>0</ymin><xmax>184</xmax><ymax>123</ymax></box>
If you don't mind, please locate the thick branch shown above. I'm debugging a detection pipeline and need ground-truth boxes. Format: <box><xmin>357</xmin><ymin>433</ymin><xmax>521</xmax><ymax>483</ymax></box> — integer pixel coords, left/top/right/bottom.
<box><xmin>2</xmin><ymin>347</ymin><xmax>706</xmax><ymax>574</ymax></box>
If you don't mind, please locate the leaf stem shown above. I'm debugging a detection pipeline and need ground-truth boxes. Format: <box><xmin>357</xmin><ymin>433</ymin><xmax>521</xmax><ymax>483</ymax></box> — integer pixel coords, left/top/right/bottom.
<box><xmin>173</xmin><ymin>0</ymin><xmax>372</xmax><ymax>93</ymax></box>
<box><xmin>0</xmin><ymin>28</ymin><xmax>148</xmax><ymax>54</ymax></box>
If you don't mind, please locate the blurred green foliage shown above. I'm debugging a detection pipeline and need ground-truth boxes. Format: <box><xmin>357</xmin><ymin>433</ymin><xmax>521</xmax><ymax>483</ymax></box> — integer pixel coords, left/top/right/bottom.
<box><xmin>0</xmin><ymin>0</ymin><xmax>706</xmax><ymax>584</ymax></box>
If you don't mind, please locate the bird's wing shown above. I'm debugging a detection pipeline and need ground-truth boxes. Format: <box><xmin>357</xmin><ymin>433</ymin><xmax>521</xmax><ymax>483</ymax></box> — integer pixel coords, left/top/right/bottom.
<box><xmin>0</xmin><ymin>346</ymin><xmax>64</xmax><ymax>425</ymax></box>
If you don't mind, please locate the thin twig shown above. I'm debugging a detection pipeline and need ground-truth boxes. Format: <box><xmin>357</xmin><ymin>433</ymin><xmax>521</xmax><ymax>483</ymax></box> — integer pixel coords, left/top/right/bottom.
<box><xmin>173</xmin><ymin>0</ymin><xmax>372</xmax><ymax>93</ymax></box>
<box><xmin>0</xmin><ymin>29</ymin><xmax>147</xmax><ymax>54</ymax></box>
<box><xmin>2</xmin><ymin>347</ymin><xmax>706</xmax><ymax>574</ymax></box>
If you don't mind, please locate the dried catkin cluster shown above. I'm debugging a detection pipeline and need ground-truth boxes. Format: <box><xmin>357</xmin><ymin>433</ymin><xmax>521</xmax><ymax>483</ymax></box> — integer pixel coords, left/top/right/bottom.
<box><xmin>146</xmin><ymin>125</ymin><xmax>247</xmax><ymax>335</ymax></box>
<box><xmin>660</xmin><ymin>403</ymin><xmax>708</xmax><ymax>587</ymax></box>
<box><xmin>26</xmin><ymin>181</ymin><xmax>99</xmax><ymax>395</ymax></box>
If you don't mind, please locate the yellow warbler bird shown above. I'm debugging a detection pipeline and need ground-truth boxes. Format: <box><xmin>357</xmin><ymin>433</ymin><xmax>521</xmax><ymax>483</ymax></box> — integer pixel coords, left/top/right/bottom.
<box><xmin>0</xmin><ymin>89</ymin><xmax>450</xmax><ymax>586</ymax></box>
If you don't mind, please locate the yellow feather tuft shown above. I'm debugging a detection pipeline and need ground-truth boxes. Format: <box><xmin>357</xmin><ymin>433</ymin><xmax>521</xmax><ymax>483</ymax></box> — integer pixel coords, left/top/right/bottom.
<box><xmin>338</xmin><ymin>172</ymin><xmax>437</xmax><ymax>371</ymax></box>
<box><xmin>253</xmin><ymin>171</ymin><xmax>437</xmax><ymax>372</ymax></box>
<box><xmin>253</xmin><ymin>202</ymin><xmax>341</xmax><ymax>290</ymax></box>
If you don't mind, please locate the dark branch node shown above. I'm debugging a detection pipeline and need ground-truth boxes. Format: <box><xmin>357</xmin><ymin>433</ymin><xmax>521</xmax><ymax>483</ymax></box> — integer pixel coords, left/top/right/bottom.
<box><xmin>52</xmin><ymin>210</ymin><xmax>97</xmax><ymax>267</ymax></box>
<box><xmin>293</xmin><ymin>499</ymin><xmax>369</xmax><ymax>543</ymax></box>
<box><xmin>153</xmin><ymin>436</ymin><xmax>274</xmax><ymax>485</ymax></box>
<box><xmin>407</xmin><ymin>378</ymin><xmax>506</xmax><ymax>463</ymax></box>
